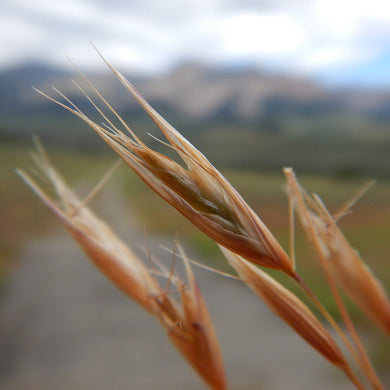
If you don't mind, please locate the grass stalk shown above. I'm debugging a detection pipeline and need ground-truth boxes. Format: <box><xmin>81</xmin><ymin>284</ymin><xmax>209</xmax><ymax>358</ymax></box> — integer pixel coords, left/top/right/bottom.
<box><xmin>22</xmin><ymin>50</ymin><xmax>389</xmax><ymax>390</ymax></box>
<box><xmin>284</xmin><ymin>168</ymin><xmax>385</xmax><ymax>390</ymax></box>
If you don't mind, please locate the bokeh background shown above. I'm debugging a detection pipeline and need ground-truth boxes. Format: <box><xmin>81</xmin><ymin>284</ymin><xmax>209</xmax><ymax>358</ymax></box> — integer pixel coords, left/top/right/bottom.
<box><xmin>1</xmin><ymin>0</ymin><xmax>389</xmax><ymax>389</ymax></box>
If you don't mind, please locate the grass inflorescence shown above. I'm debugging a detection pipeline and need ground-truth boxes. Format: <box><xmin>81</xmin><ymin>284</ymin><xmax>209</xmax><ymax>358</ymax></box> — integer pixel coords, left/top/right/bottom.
<box><xmin>19</xmin><ymin>48</ymin><xmax>390</xmax><ymax>390</ymax></box>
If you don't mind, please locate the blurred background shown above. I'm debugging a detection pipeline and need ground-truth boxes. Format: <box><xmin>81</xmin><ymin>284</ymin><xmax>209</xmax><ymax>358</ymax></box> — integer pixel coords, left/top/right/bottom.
<box><xmin>1</xmin><ymin>0</ymin><xmax>389</xmax><ymax>389</ymax></box>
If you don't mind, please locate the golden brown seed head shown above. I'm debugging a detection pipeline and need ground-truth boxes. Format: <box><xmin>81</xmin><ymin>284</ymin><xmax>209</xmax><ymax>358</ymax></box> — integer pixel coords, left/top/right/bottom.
<box><xmin>18</xmin><ymin>153</ymin><xmax>226</xmax><ymax>390</ymax></box>
<box><xmin>285</xmin><ymin>167</ymin><xmax>390</xmax><ymax>335</ymax></box>
<box><xmin>35</xmin><ymin>60</ymin><xmax>295</xmax><ymax>277</ymax></box>
<box><xmin>221</xmin><ymin>247</ymin><xmax>350</xmax><ymax>371</ymax></box>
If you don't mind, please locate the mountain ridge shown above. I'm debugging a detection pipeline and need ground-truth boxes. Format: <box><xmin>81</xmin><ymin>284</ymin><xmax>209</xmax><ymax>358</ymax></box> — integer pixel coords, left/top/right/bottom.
<box><xmin>1</xmin><ymin>62</ymin><xmax>390</xmax><ymax>123</ymax></box>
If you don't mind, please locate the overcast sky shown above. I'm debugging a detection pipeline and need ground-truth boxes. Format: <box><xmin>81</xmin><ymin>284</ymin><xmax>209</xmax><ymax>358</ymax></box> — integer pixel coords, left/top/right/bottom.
<box><xmin>2</xmin><ymin>0</ymin><xmax>390</xmax><ymax>86</ymax></box>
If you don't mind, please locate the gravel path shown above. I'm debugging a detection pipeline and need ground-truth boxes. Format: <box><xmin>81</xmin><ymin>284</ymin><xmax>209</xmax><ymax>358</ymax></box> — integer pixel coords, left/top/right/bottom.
<box><xmin>0</xmin><ymin>190</ymin><xmax>386</xmax><ymax>390</ymax></box>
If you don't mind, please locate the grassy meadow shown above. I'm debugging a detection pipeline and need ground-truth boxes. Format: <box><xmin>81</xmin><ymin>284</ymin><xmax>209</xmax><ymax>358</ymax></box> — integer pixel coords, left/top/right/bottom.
<box><xmin>2</xmin><ymin>140</ymin><xmax>389</xmax><ymax>367</ymax></box>
<box><xmin>3</xmin><ymin>141</ymin><xmax>390</xmax><ymax>284</ymax></box>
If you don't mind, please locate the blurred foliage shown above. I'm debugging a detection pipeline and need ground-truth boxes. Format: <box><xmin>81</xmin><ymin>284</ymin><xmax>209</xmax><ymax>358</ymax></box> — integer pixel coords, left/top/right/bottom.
<box><xmin>2</xmin><ymin>111</ymin><xmax>390</xmax><ymax>177</ymax></box>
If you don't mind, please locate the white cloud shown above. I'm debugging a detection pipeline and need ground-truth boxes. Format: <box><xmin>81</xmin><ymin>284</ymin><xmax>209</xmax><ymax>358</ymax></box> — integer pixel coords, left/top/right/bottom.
<box><xmin>0</xmin><ymin>13</ymin><xmax>47</xmax><ymax>65</ymax></box>
<box><xmin>298</xmin><ymin>46</ymin><xmax>369</xmax><ymax>71</ymax></box>
<box><xmin>219</xmin><ymin>13</ymin><xmax>305</xmax><ymax>56</ymax></box>
<box><xmin>1</xmin><ymin>0</ymin><xmax>390</xmax><ymax>83</ymax></box>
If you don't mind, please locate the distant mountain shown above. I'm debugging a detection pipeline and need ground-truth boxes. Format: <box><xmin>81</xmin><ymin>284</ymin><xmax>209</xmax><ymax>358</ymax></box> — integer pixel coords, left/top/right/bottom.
<box><xmin>0</xmin><ymin>64</ymin><xmax>72</xmax><ymax>114</ymax></box>
<box><xmin>1</xmin><ymin>61</ymin><xmax>390</xmax><ymax>122</ymax></box>
<box><xmin>2</xmin><ymin>62</ymin><xmax>390</xmax><ymax>177</ymax></box>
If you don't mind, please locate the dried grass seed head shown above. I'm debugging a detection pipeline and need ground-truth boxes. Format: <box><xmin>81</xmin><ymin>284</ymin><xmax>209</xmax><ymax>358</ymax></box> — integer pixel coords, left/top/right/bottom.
<box><xmin>221</xmin><ymin>247</ymin><xmax>350</xmax><ymax>372</ymax></box>
<box><xmin>285</xmin><ymin>167</ymin><xmax>390</xmax><ymax>335</ymax></box>
<box><xmin>36</xmin><ymin>54</ymin><xmax>294</xmax><ymax>277</ymax></box>
<box><xmin>311</xmin><ymin>207</ymin><xmax>390</xmax><ymax>335</ymax></box>
<box><xmin>18</xmin><ymin>152</ymin><xmax>226</xmax><ymax>390</ymax></box>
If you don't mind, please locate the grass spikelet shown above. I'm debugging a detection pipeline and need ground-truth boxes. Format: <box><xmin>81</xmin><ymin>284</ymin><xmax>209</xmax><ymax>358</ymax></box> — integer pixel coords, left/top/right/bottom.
<box><xmin>17</xmin><ymin>149</ymin><xmax>226</xmax><ymax>390</ymax></box>
<box><xmin>28</xmin><ymin>51</ymin><xmax>389</xmax><ymax>389</ymax></box>
<box><xmin>220</xmin><ymin>247</ymin><xmax>352</xmax><ymax>372</ymax></box>
<box><xmin>17</xmin><ymin>154</ymin><xmax>158</xmax><ymax>313</ymax></box>
<box><xmin>34</xmin><ymin>53</ymin><xmax>294</xmax><ymax>277</ymax></box>
<box><xmin>285</xmin><ymin>168</ymin><xmax>390</xmax><ymax>335</ymax></box>
<box><xmin>164</xmin><ymin>251</ymin><xmax>226</xmax><ymax>390</ymax></box>
<box><xmin>313</xmin><ymin>210</ymin><xmax>390</xmax><ymax>335</ymax></box>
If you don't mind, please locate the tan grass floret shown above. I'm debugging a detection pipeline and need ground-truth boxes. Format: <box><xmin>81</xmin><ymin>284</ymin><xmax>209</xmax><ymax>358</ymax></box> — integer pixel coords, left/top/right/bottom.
<box><xmin>220</xmin><ymin>247</ymin><xmax>356</xmax><ymax>377</ymax></box>
<box><xmin>285</xmin><ymin>168</ymin><xmax>390</xmax><ymax>335</ymax></box>
<box><xmin>17</xmin><ymin>149</ymin><xmax>226</xmax><ymax>390</ymax></box>
<box><xmin>28</xmin><ymin>51</ymin><xmax>390</xmax><ymax>390</ymax></box>
<box><xmin>35</xmin><ymin>55</ymin><xmax>294</xmax><ymax>278</ymax></box>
